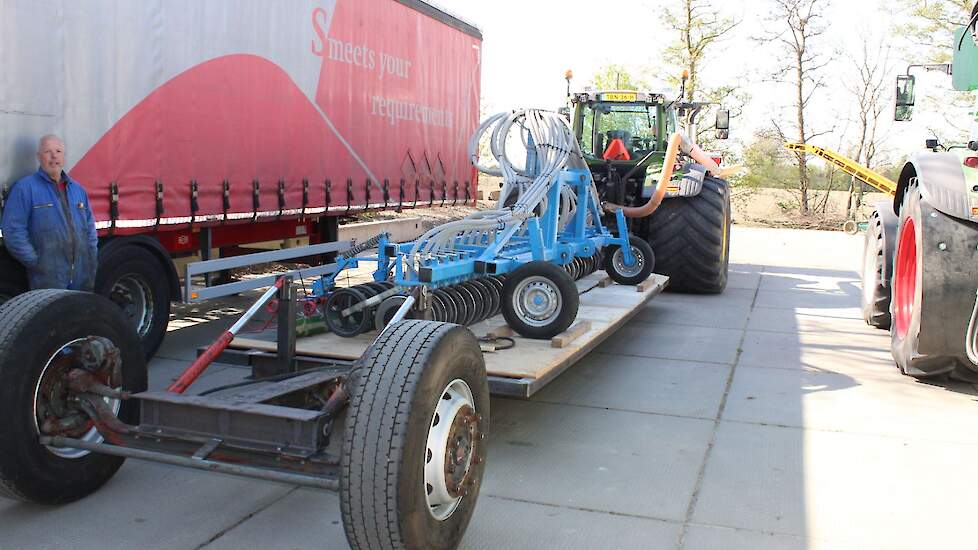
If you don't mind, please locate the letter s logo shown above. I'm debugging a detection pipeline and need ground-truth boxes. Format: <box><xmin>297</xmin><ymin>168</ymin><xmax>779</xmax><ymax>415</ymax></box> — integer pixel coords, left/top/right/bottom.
<box><xmin>311</xmin><ymin>7</ymin><xmax>328</xmax><ymax>57</ymax></box>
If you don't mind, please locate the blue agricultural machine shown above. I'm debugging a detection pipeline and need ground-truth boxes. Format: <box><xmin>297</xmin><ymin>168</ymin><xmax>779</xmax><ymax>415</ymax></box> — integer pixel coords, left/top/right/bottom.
<box><xmin>315</xmin><ymin>108</ymin><xmax>655</xmax><ymax>340</ymax></box>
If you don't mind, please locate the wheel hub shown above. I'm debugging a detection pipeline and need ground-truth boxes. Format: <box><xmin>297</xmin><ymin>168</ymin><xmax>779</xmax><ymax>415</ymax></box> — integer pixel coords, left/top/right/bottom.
<box><xmin>109</xmin><ymin>275</ymin><xmax>154</xmax><ymax>338</ymax></box>
<box><xmin>514</xmin><ymin>276</ymin><xmax>561</xmax><ymax>327</ymax></box>
<box><xmin>613</xmin><ymin>246</ymin><xmax>644</xmax><ymax>277</ymax></box>
<box><xmin>33</xmin><ymin>337</ymin><xmax>124</xmax><ymax>459</ymax></box>
<box><xmin>424</xmin><ymin>379</ymin><xmax>481</xmax><ymax>521</ymax></box>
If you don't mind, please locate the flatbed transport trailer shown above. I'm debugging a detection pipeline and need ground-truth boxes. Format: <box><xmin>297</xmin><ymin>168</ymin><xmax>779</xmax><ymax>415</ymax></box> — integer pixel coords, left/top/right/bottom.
<box><xmin>0</xmin><ymin>103</ymin><xmax>682</xmax><ymax>549</ymax></box>
<box><xmin>0</xmin><ymin>0</ymin><xmax>482</xmax><ymax>358</ymax></box>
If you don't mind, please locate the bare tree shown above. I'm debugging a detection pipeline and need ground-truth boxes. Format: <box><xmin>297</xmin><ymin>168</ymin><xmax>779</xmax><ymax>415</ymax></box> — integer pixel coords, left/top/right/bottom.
<box><xmin>759</xmin><ymin>0</ymin><xmax>832</xmax><ymax>216</ymax></box>
<box><xmin>896</xmin><ymin>0</ymin><xmax>972</xmax><ymax>63</ymax></box>
<box><xmin>844</xmin><ymin>39</ymin><xmax>892</xmax><ymax>219</ymax></box>
<box><xmin>663</xmin><ymin>0</ymin><xmax>739</xmax><ymax>102</ymax></box>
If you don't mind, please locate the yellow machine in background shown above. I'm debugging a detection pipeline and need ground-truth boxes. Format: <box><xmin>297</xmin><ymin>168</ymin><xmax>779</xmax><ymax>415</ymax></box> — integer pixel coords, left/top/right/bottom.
<box><xmin>783</xmin><ymin>142</ymin><xmax>896</xmax><ymax>196</ymax></box>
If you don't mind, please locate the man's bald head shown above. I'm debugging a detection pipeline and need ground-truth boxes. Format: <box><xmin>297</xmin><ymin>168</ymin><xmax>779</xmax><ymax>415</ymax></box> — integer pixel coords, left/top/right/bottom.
<box><xmin>37</xmin><ymin>134</ymin><xmax>65</xmax><ymax>181</ymax></box>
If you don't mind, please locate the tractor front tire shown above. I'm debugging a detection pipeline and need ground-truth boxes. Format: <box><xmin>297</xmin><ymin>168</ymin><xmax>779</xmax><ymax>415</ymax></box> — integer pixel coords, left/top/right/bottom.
<box><xmin>340</xmin><ymin>320</ymin><xmax>489</xmax><ymax>550</ymax></box>
<box><xmin>0</xmin><ymin>290</ymin><xmax>146</xmax><ymax>504</ymax></box>
<box><xmin>643</xmin><ymin>175</ymin><xmax>730</xmax><ymax>294</ymax></box>
<box><xmin>860</xmin><ymin>207</ymin><xmax>893</xmax><ymax>329</ymax></box>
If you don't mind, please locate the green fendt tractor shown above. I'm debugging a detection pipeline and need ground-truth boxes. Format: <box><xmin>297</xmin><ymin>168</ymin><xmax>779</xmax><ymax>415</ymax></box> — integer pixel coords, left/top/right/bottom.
<box><xmin>860</xmin><ymin>2</ymin><xmax>978</xmax><ymax>379</ymax></box>
<box><xmin>567</xmin><ymin>81</ymin><xmax>733</xmax><ymax>293</ymax></box>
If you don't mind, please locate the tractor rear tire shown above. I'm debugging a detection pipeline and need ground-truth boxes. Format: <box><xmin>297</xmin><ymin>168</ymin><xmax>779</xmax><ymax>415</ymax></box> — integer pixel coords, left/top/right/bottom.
<box><xmin>340</xmin><ymin>320</ymin><xmax>488</xmax><ymax>550</ymax></box>
<box><xmin>890</xmin><ymin>181</ymin><xmax>978</xmax><ymax>378</ymax></box>
<box><xmin>0</xmin><ymin>290</ymin><xmax>146</xmax><ymax>504</ymax></box>
<box><xmin>860</xmin><ymin>207</ymin><xmax>892</xmax><ymax>329</ymax></box>
<box><xmin>643</xmin><ymin>175</ymin><xmax>730</xmax><ymax>294</ymax></box>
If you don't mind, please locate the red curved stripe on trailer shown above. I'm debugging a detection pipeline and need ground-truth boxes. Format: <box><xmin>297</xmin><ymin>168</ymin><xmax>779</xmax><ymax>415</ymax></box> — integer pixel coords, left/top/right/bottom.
<box><xmin>72</xmin><ymin>54</ymin><xmax>367</xmax><ymax>224</ymax></box>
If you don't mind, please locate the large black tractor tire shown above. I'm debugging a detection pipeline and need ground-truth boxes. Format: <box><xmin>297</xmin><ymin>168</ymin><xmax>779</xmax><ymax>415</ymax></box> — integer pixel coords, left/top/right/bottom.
<box><xmin>860</xmin><ymin>206</ymin><xmax>895</xmax><ymax>329</ymax></box>
<box><xmin>604</xmin><ymin>235</ymin><xmax>656</xmax><ymax>285</ymax></box>
<box><xmin>643</xmin><ymin>175</ymin><xmax>731</xmax><ymax>294</ymax></box>
<box><xmin>502</xmin><ymin>261</ymin><xmax>580</xmax><ymax>339</ymax></box>
<box><xmin>0</xmin><ymin>290</ymin><xmax>146</xmax><ymax>504</ymax></box>
<box><xmin>890</xmin><ymin>181</ymin><xmax>978</xmax><ymax>378</ymax></box>
<box><xmin>95</xmin><ymin>245</ymin><xmax>171</xmax><ymax>359</ymax></box>
<box><xmin>340</xmin><ymin>320</ymin><xmax>489</xmax><ymax>550</ymax></box>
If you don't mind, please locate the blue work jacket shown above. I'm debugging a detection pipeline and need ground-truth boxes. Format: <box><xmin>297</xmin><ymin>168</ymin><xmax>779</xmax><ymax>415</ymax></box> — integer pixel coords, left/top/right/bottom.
<box><xmin>1</xmin><ymin>169</ymin><xmax>98</xmax><ymax>291</ymax></box>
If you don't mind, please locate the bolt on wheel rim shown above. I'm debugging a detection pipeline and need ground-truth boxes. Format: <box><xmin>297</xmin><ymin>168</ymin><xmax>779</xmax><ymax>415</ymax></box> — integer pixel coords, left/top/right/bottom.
<box><xmin>110</xmin><ymin>275</ymin><xmax>154</xmax><ymax>338</ymax></box>
<box><xmin>513</xmin><ymin>276</ymin><xmax>561</xmax><ymax>327</ymax></box>
<box><xmin>612</xmin><ymin>246</ymin><xmax>644</xmax><ymax>277</ymax></box>
<box><xmin>424</xmin><ymin>378</ymin><xmax>479</xmax><ymax>521</ymax></box>
<box><xmin>33</xmin><ymin>338</ymin><xmax>123</xmax><ymax>459</ymax></box>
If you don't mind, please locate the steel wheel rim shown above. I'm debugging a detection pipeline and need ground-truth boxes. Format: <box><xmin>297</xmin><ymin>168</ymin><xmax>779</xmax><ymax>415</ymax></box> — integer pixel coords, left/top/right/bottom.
<box><xmin>33</xmin><ymin>338</ymin><xmax>122</xmax><ymax>459</ymax></box>
<box><xmin>612</xmin><ymin>246</ymin><xmax>644</xmax><ymax>277</ymax></box>
<box><xmin>424</xmin><ymin>378</ymin><xmax>478</xmax><ymax>521</ymax></box>
<box><xmin>513</xmin><ymin>275</ymin><xmax>561</xmax><ymax>327</ymax></box>
<box><xmin>894</xmin><ymin>218</ymin><xmax>917</xmax><ymax>338</ymax></box>
<box><xmin>110</xmin><ymin>275</ymin><xmax>154</xmax><ymax>338</ymax></box>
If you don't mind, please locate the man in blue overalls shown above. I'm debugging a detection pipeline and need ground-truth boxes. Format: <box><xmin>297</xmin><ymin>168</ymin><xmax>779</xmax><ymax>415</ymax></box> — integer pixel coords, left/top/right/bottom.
<box><xmin>1</xmin><ymin>135</ymin><xmax>98</xmax><ymax>291</ymax></box>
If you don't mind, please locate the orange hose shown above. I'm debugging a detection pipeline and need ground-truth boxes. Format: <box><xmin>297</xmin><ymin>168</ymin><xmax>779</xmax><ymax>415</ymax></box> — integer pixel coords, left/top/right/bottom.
<box><xmin>603</xmin><ymin>132</ymin><xmax>682</xmax><ymax>218</ymax></box>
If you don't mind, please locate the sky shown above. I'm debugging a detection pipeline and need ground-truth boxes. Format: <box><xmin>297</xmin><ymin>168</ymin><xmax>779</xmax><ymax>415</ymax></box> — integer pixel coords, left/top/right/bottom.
<box><xmin>436</xmin><ymin>0</ymin><xmax>969</xmax><ymax>165</ymax></box>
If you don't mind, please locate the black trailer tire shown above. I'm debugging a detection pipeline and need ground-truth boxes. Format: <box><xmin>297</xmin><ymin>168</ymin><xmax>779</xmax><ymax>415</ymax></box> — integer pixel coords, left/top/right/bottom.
<box><xmin>95</xmin><ymin>245</ymin><xmax>171</xmax><ymax>359</ymax></box>
<box><xmin>0</xmin><ymin>290</ymin><xmax>146</xmax><ymax>504</ymax></box>
<box><xmin>604</xmin><ymin>235</ymin><xmax>655</xmax><ymax>285</ymax></box>
<box><xmin>340</xmin><ymin>320</ymin><xmax>489</xmax><ymax>550</ymax></box>
<box><xmin>502</xmin><ymin>261</ymin><xmax>580</xmax><ymax>339</ymax></box>
<box><xmin>889</xmin><ymin>181</ymin><xmax>977</xmax><ymax>378</ymax></box>
<box><xmin>643</xmin><ymin>175</ymin><xmax>730</xmax><ymax>293</ymax></box>
<box><xmin>860</xmin><ymin>208</ymin><xmax>892</xmax><ymax>329</ymax></box>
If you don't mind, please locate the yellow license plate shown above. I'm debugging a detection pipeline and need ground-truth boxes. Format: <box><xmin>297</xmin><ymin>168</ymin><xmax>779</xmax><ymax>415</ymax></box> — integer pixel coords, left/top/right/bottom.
<box><xmin>601</xmin><ymin>92</ymin><xmax>637</xmax><ymax>102</ymax></box>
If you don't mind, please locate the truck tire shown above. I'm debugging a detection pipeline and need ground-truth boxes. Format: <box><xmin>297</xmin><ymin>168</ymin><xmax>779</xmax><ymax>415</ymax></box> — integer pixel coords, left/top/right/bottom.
<box><xmin>861</xmin><ymin>208</ymin><xmax>892</xmax><ymax>329</ymax></box>
<box><xmin>890</xmin><ymin>181</ymin><xmax>978</xmax><ymax>378</ymax></box>
<box><xmin>0</xmin><ymin>290</ymin><xmax>146</xmax><ymax>504</ymax></box>
<box><xmin>643</xmin><ymin>175</ymin><xmax>730</xmax><ymax>294</ymax></box>
<box><xmin>340</xmin><ymin>320</ymin><xmax>488</xmax><ymax>550</ymax></box>
<box><xmin>95</xmin><ymin>245</ymin><xmax>171</xmax><ymax>359</ymax></box>
<box><xmin>604</xmin><ymin>235</ymin><xmax>655</xmax><ymax>285</ymax></box>
<box><xmin>502</xmin><ymin>261</ymin><xmax>579</xmax><ymax>339</ymax></box>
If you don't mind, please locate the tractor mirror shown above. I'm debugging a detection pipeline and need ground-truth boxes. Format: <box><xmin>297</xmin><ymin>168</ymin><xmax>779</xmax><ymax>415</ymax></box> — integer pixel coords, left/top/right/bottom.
<box><xmin>895</xmin><ymin>75</ymin><xmax>915</xmax><ymax>121</ymax></box>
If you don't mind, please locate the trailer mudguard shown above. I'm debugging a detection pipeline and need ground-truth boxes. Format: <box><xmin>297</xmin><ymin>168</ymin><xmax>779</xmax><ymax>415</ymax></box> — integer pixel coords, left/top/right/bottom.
<box><xmin>894</xmin><ymin>152</ymin><xmax>973</xmax><ymax>222</ymax></box>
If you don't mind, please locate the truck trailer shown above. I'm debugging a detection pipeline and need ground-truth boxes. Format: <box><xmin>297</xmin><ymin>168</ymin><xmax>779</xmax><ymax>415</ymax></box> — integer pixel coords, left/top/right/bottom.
<box><xmin>0</xmin><ymin>0</ymin><xmax>482</xmax><ymax>357</ymax></box>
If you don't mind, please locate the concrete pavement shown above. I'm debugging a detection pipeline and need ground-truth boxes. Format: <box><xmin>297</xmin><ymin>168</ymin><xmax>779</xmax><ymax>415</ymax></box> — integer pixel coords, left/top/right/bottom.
<box><xmin>3</xmin><ymin>226</ymin><xmax>977</xmax><ymax>549</ymax></box>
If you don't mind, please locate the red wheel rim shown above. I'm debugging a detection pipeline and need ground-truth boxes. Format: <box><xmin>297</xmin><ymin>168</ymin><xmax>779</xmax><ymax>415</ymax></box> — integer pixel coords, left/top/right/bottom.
<box><xmin>893</xmin><ymin>217</ymin><xmax>917</xmax><ymax>338</ymax></box>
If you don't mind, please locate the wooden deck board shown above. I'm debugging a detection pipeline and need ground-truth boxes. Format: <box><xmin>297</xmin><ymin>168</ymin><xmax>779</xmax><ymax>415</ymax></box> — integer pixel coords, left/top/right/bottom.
<box><xmin>229</xmin><ymin>273</ymin><xmax>669</xmax><ymax>383</ymax></box>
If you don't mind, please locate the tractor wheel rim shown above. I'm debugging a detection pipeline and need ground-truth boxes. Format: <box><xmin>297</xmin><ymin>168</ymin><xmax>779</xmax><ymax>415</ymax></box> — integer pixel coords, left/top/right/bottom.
<box><xmin>894</xmin><ymin>218</ymin><xmax>917</xmax><ymax>338</ymax></box>
<box><xmin>513</xmin><ymin>276</ymin><xmax>561</xmax><ymax>327</ymax></box>
<box><xmin>424</xmin><ymin>378</ymin><xmax>479</xmax><ymax>521</ymax></box>
<box><xmin>613</xmin><ymin>246</ymin><xmax>644</xmax><ymax>277</ymax></box>
<box><xmin>110</xmin><ymin>275</ymin><xmax>154</xmax><ymax>338</ymax></box>
<box><xmin>33</xmin><ymin>338</ymin><xmax>123</xmax><ymax>459</ymax></box>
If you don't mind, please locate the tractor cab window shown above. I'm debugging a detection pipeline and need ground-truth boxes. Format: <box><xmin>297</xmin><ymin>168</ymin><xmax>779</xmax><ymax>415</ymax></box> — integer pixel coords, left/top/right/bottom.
<box><xmin>581</xmin><ymin>103</ymin><xmax>658</xmax><ymax>160</ymax></box>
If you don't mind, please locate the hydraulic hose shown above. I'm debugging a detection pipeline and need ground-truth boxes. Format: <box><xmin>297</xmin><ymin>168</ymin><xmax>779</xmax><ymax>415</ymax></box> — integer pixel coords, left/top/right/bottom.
<box><xmin>603</xmin><ymin>132</ymin><xmax>681</xmax><ymax>218</ymax></box>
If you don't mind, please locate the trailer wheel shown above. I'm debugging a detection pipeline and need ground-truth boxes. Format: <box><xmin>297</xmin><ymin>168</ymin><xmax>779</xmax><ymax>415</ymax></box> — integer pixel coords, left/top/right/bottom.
<box><xmin>890</xmin><ymin>181</ymin><xmax>970</xmax><ymax>377</ymax></box>
<box><xmin>643</xmin><ymin>175</ymin><xmax>730</xmax><ymax>293</ymax></box>
<box><xmin>0</xmin><ymin>290</ymin><xmax>146</xmax><ymax>504</ymax></box>
<box><xmin>340</xmin><ymin>320</ymin><xmax>488</xmax><ymax>550</ymax></box>
<box><xmin>502</xmin><ymin>261</ymin><xmax>579</xmax><ymax>339</ymax></box>
<box><xmin>861</xmin><ymin>208</ymin><xmax>892</xmax><ymax>329</ymax></box>
<box><xmin>95</xmin><ymin>245</ymin><xmax>171</xmax><ymax>359</ymax></box>
<box><xmin>604</xmin><ymin>236</ymin><xmax>655</xmax><ymax>285</ymax></box>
